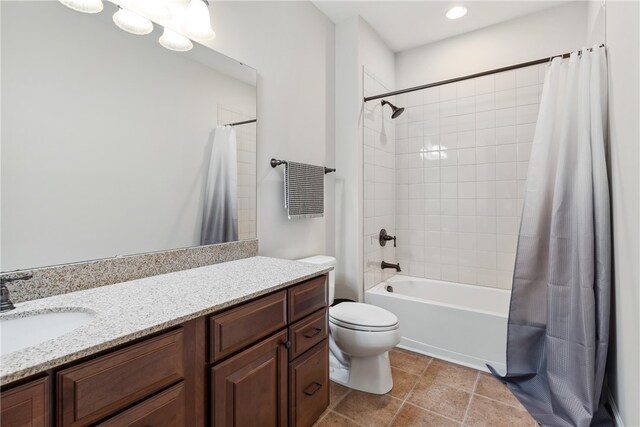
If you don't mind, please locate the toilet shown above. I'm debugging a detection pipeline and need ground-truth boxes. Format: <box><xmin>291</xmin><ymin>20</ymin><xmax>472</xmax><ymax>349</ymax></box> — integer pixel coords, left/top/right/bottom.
<box><xmin>298</xmin><ymin>256</ymin><xmax>401</xmax><ymax>395</ymax></box>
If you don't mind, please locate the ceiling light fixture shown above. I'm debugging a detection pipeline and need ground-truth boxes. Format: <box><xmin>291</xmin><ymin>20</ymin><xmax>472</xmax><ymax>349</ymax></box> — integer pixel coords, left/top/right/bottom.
<box><xmin>133</xmin><ymin>0</ymin><xmax>172</xmax><ymax>22</ymax></box>
<box><xmin>58</xmin><ymin>0</ymin><xmax>104</xmax><ymax>14</ymax></box>
<box><xmin>113</xmin><ymin>7</ymin><xmax>154</xmax><ymax>35</ymax></box>
<box><xmin>159</xmin><ymin>28</ymin><xmax>193</xmax><ymax>52</ymax></box>
<box><xmin>182</xmin><ymin>0</ymin><xmax>216</xmax><ymax>41</ymax></box>
<box><xmin>446</xmin><ymin>6</ymin><xmax>468</xmax><ymax>20</ymax></box>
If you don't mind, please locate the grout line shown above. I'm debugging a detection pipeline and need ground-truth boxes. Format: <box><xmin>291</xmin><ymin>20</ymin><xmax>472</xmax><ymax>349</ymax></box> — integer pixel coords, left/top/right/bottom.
<box><xmin>329</xmin><ymin>409</ymin><xmax>365</xmax><ymax>427</ymax></box>
<box><xmin>331</xmin><ymin>387</ymin><xmax>351</xmax><ymax>410</ymax></box>
<box><xmin>461</xmin><ymin>372</ymin><xmax>481</xmax><ymax>426</ymax></box>
<box><xmin>471</xmin><ymin>391</ymin><xmax>527</xmax><ymax>411</ymax></box>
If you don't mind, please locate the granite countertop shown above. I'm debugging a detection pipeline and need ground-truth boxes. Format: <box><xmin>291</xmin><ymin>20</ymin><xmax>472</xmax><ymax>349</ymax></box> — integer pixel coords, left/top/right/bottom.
<box><xmin>0</xmin><ymin>256</ymin><xmax>332</xmax><ymax>386</ymax></box>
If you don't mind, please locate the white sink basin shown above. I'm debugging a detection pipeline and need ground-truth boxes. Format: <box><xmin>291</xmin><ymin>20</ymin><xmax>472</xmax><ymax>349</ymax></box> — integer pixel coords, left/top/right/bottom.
<box><xmin>0</xmin><ymin>310</ymin><xmax>95</xmax><ymax>356</ymax></box>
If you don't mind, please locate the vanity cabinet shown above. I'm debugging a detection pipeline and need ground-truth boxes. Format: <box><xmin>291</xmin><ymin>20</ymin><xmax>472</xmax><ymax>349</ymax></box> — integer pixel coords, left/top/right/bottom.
<box><xmin>57</xmin><ymin>329</ymin><xmax>187</xmax><ymax>426</ymax></box>
<box><xmin>0</xmin><ymin>377</ymin><xmax>49</xmax><ymax>427</ymax></box>
<box><xmin>0</xmin><ymin>273</ymin><xmax>329</xmax><ymax>427</ymax></box>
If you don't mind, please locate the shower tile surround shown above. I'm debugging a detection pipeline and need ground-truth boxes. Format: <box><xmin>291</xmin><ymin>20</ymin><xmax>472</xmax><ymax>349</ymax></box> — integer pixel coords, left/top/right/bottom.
<box><xmin>363</xmin><ymin>70</ymin><xmax>398</xmax><ymax>289</ymax></box>
<box><xmin>364</xmin><ymin>64</ymin><xmax>545</xmax><ymax>290</ymax></box>
<box><xmin>1</xmin><ymin>239</ymin><xmax>258</xmax><ymax>303</ymax></box>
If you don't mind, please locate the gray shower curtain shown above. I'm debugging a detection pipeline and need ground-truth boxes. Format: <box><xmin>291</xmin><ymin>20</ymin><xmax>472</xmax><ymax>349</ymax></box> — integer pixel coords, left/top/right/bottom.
<box><xmin>490</xmin><ymin>46</ymin><xmax>612</xmax><ymax>427</ymax></box>
<box><xmin>200</xmin><ymin>126</ymin><xmax>238</xmax><ymax>245</ymax></box>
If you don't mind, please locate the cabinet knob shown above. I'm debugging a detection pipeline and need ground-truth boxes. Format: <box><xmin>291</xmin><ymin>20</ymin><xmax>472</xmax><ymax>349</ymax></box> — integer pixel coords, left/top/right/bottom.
<box><xmin>282</xmin><ymin>340</ymin><xmax>291</xmax><ymax>349</ymax></box>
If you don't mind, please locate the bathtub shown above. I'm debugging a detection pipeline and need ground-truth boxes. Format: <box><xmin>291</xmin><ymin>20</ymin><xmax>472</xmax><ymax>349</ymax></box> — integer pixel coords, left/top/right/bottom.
<box><xmin>365</xmin><ymin>275</ymin><xmax>510</xmax><ymax>373</ymax></box>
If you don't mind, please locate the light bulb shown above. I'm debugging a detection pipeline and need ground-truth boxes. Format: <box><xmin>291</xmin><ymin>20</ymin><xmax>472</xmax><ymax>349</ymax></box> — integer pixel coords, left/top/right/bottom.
<box><xmin>113</xmin><ymin>7</ymin><xmax>154</xmax><ymax>35</ymax></box>
<box><xmin>133</xmin><ymin>0</ymin><xmax>171</xmax><ymax>22</ymax></box>
<box><xmin>58</xmin><ymin>0</ymin><xmax>104</xmax><ymax>13</ymax></box>
<box><xmin>182</xmin><ymin>0</ymin><xmax>216</xmax><ymax>41</ymax></box>
<box><xmin>446</xmin><ymin>6</ymin><xmax>468</xmax><ymax>20</ymax></box>
<box><xmin>159</xmin><ymin>28</ymin><xmax>193</xmax><ymax>52</ymax></box>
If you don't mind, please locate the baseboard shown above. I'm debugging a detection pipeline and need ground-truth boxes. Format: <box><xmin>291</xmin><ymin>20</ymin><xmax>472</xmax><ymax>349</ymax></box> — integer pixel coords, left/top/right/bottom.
<box><xmin>606</xmin><ymin>386</ymin><xmax>624</xmax><ymax>427</ymax></box>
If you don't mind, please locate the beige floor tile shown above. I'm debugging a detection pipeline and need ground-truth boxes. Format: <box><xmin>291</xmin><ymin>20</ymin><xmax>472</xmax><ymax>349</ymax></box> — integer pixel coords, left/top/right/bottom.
<box><xmin>464</xmin><ymin>395</ymin><xmax>536</xmax><ymax>427</ymax></box>
<box><xmin>334</xmin><ymin>390</ymin><xmax>403</xmax><ymax>427</ymax></box>
<box><xmin>314</xmin><ymin>410</ymin><xmax>361</xmax><ymax>427</ymax></box>
<box><xmin>475</xmin><ymin>373</ymin><xmax>523</xmax><ymax>409</ymax></box>
<box><xmin>390</xmin><ymin>403</ymin><xmax>460</xmax><ymax>427</ymax></box>
<box><xmin>408</xmin><ymin>376</ymin><xmax>471</xmax><ymax>421</ymax></box>
<box><xmin>389</xmin><ymin>348</ymin><xmax>432</xmax><ymax>375</ymax></box>
<box><xmin>330</xmin><ymin>381</ymin><xmax>351</xmax><ymax>408</ymax></box>
<box><xmin>387</xmin><ymin>367</ymin><xmax>420</xmax><ymax>400</ymax></box>
<box><xmin>422</xmin><ymin>358</ymin><xmax>479</xmax><ymax>392</ymax></box>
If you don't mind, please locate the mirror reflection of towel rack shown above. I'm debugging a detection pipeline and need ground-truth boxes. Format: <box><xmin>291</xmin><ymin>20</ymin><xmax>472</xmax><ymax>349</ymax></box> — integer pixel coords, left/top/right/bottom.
<box><xmin>270</xmin><ymin>158</ymin><xmax>336</xmax><ymax>174</ymax></box>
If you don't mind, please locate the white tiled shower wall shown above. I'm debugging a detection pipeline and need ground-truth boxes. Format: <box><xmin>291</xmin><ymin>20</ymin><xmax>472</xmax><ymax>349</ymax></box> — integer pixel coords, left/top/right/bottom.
<box><xmin>363</xmin><ymin>70</ymin><xmax>397</xmax><ymax>290</ymax></box>
<box><xmin>393</xmin><ymin>64</ymin><xmax>545</xmax><ymax>289</ymax></box>
<box><xmin>220</xmin><ymin>106</ymin><xmax>257</xmax><ymax>240</ymax></box>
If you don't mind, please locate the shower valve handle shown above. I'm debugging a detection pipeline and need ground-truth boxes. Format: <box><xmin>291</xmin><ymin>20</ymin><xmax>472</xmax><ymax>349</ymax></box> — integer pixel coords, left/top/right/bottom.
<box><xmin>379</xmin><ymin>229</ymin><xmax>397</xmax><ymax>247</ymax></box>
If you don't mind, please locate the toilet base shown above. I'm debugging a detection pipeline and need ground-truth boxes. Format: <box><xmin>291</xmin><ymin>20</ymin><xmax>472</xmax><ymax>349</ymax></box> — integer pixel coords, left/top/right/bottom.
<box><xmin>329</xmin><ymin>350</ymin><xmax>394</xmax><ymax>395</ymax></box>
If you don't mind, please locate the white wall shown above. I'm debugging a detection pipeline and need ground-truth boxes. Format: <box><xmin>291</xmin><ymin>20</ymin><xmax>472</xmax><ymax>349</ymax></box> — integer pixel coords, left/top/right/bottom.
<box><xmin>1</xmin><ymin>2</ymin><xmax>256</xmax><ymax>270</ymax></box>
<box><xmin>335</xmin><ymin>17</ymin><xmax>395</xmax><ymax>300</ymax></box>
<box><xmin>197</xmin><ymin>1</ymin><xmax>336</xmax><ymax>261</ymax></box>
<box><xmin>605</xmin><ymin>2</ymin><xmax>640</xmax><ymax>425</ymax></box>
<box><xmin>334</xmin><ymin>16</ymin><xmax>361</xmax><ymax>300</ymax></box>
<box><xmin>396</xmin><ymin>2</ymin><xmax>589</xmax><ymax>89</ymax></box>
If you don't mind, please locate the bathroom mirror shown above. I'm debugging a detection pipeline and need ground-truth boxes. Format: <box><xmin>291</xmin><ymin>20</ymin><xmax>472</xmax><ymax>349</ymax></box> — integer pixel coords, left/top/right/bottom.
<box><xmin>0</xmin><ymin>1</ymin><xmax>257</xmax><ymax>272</ymax></box>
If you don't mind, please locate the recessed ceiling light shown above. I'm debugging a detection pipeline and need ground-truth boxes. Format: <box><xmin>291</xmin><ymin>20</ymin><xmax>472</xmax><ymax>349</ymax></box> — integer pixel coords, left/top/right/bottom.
<box><xmin>446</xmin><ymin>6</ymin><xmax>468</xmax><ymax>20</ymax></box>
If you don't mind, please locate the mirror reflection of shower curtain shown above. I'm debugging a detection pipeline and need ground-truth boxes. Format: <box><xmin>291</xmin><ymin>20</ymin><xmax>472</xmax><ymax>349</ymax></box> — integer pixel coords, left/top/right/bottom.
<box><xmin>489</xmin><ymin>46</ymin><xmax>611</xmax><ymax>427</ymax></box>
<box><xmin>200</xmin><ymin>126</ymin><xmax>238</xmax><ymax>245</ymax></box>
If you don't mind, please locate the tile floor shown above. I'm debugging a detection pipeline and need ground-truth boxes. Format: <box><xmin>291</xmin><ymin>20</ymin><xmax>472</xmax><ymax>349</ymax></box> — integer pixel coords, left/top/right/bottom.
<box><xmin>314</xmin><ymin>348</ymin><xmax>537</xmax><ymax>427</ymax></box>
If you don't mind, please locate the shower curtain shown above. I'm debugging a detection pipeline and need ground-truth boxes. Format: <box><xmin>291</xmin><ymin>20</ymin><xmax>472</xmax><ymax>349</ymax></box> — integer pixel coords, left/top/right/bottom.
<box><xmin>200</xmin><ymin>126</ymin><xmax>238</xmax><ymax>245</ymax></box>
<box><xmin>491</xmin><ymin>46</ymin><xmax>611</xmax><ymax>427</ymax></box>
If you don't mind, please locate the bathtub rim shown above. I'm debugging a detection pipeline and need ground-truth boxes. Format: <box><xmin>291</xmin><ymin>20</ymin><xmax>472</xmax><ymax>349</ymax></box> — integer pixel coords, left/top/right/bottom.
<box><xmin>367</xmin><ymin>274</ymin><xmax>511</xmax><ymax>318</ymax></box>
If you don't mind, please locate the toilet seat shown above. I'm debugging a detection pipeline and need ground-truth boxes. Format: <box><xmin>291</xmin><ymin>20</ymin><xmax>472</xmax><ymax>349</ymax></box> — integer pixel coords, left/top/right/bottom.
<box><xmin>329</xmin><ymin>302</ymin><xmax>399</xmax><ymax>332</ymax></box>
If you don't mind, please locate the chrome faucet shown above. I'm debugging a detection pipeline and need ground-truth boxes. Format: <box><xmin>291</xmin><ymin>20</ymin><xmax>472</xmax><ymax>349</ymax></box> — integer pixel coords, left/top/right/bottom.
<box><xmin>381</xmin><ymin>261</ymin><xmax>401</xmax><ymax>272</ymax></box>
<box><xmin>0</xmin><ymin>273</ymin><xmax>33</xmax><ymax>312</ymax></box>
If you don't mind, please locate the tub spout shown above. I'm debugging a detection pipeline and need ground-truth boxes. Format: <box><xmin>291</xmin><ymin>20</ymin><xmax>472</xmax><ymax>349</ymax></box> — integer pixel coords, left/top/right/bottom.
<box><xmin>381</xmin><ymin>261</ymin><xmax>401</xmax><ymax>272</ymax></box>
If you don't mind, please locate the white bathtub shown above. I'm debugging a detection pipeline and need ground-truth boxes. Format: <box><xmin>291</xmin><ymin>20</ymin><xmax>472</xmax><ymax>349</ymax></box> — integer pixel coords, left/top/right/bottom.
<box><xmin>365</xmin><ymin>275</ymin><xmax>510</xmax><ymax>373</ymax></box>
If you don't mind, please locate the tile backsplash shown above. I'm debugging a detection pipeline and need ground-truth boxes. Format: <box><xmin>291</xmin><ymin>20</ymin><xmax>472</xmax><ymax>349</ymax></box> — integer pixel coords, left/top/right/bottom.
<box><xmin>2</xmin><ymin>239</ymin><xmax>259</xmax><ymax>303</ymax></box>
<box><xmin>394</xmin><ymin>64</ymin><xmax>544</xmax><ymax>289</ymax></box>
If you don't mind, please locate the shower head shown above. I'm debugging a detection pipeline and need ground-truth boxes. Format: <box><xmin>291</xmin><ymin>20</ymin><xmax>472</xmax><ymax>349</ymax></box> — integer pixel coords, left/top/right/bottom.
<box><xmin>381</xmin><ymin>100</ymin><xmax>405</xmax><ymax>119</ymax></box>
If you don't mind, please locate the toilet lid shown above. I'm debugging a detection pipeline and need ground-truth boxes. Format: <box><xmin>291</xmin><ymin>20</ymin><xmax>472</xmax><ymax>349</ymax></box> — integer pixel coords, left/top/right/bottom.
<box><xmin>329</xmin><ymin>302</ymin><xmax>399</xmax><ymax>331</ymax></box>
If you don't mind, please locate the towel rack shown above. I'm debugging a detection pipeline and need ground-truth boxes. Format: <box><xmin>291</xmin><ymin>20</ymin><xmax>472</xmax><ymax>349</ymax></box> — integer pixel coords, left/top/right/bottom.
<box><xmin>270</xmin><ymin>158</ymin><xmax>336</xmax><ymax>174</ymax></box>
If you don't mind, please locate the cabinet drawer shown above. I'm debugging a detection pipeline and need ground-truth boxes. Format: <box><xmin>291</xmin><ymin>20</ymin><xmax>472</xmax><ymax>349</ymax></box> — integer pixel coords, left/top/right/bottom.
<box><xmin>289</xmin><ymin>309</ymin><xmax>328</xmax><ymax>361</ymax></box>
<box><xmin>288</xmin><ymin>276</ymin><xmax>327</xmax><ymax>323</ymax></box>
<box><xmin>57</xmin><ymin>329</ymin><xmax>184</xmax><ymax>427</ymax></box>
<box><xmin>0</xmin><ymin>377</ymin><xmax>49</xmax><ymax>427</ymax></box>
<box><xmin>210</xmin><ymin>290</ymin><xmax>287</xmax><ymax>362</ymax></box>
<box><xmin>289</xmin><ymin>340</ymin><xmax>329</xmax><ymax>427</ymax></box>
<box><xmin>96</xmin><ymin>382</ymin><xmax>185</xmax><ymax>427</ymax></box>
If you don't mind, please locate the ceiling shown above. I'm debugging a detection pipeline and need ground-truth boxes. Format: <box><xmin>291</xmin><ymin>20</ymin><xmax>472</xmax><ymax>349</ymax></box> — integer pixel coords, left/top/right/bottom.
<box><xmin>312</xmin><ymin>1</ymin><xmax>568</xmax><ymax>52</ymax></box>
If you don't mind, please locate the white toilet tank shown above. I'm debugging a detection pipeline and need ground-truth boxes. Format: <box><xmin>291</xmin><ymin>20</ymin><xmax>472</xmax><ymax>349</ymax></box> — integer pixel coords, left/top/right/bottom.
<box><xmin>297</xmin><ymin>255</ymin><xmax>336</xmax><ymax>304</ymax></box>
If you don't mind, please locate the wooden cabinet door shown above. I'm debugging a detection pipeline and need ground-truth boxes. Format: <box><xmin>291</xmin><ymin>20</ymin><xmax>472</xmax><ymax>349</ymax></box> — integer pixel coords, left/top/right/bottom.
<box><xmin>289</xmin><ymin>341</ymin><xmax>329</xmax><ymax>427</ymax></box>
<box><xmin>211</xmin><ymin>330</ymin><xmax>288</xmax><ymax>427</ymax></box>
<box><xmin>0</xmin><ymin>377</ymin><xmax>49</xmax><ymax>427</ymax></box>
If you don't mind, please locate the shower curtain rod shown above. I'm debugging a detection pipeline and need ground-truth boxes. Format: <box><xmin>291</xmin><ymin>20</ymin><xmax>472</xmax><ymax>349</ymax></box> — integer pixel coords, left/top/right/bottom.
<box><xmin>364</xmin><ymin>44</ymin><xmax>605</xmax><ymax>102</ymax></box>
<box><xmin>226</xmin><ymin>119</ymin><xmax>256</xmax><ymax>126</ymax></box>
